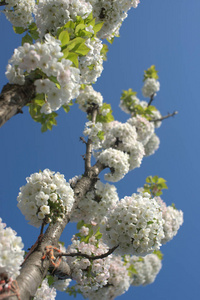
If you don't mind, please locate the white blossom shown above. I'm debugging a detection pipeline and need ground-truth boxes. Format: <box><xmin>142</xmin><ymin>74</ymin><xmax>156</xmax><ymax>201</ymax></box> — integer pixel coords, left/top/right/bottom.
<box><xmin>70</xmin><ymin>181</ymin><xmax>119</xmax><ymax>224</ymax></box>
<box><xmin>34</xmin><ymin>278</ymin><xmax>56</xmax><ymax>300</ymax></box>
<box><xmin>101</xmin><ymin>193</ymin><xmax>165</xmax><ymax>256</ymax></box>
<box><xmin>87</xmin><ymin>0</ymin><xmax>140</xmax><ymax>40</ymax></box>
<box><xmin>35</xmin><ymin>0</ymin><xmax>92</xmax><ymax>38</ymax></box>
<box><xmin>142</xmin><ymin>78</ymin><xmax>160</xmax><ymax>98</ymax></box>
<box><xmin>4</xmin><ymin>0</ymin><xmax>35</xmax><ymax>28</ymax></box>
<box><xmin>76</xmin><ymin>85</ymin><xmax>103</xmax><ymax>112</ymax></box>
<box><xmin>6</xmin><ymin>36</ymin><xmax>81</xmax><ymax>114</ymax></box>
<box><xmin>97</xmin><ymin>148</ymin><xmax>130</xmax><ymax>182</ymax></box>
<box><xmin>66</xmin><ymin>236</ymin><xmax>111</xmax><ymax>292</ymax></box>
<box><xmin>144</xmin><ymin>133</ymin><xmax>160</xmax><ymax>156</ymax></box>
<box><xmin>17</xmin><ymin>169</ymin><xmax>74</xmax><ymax>227</ymax></box>
<box><xmin>79</xmin><ymin>38</ymin><xmax>104</xmax><ymax>84</ymax></box>
<box><xmin>126</xmin><ymin>253</ymin><xmax>162</xmax><ymax>286</ymax></box>
<box><xmin>0</xmin><ymin>218</ymin><xmax>24</xmax><ymax>279</ymax></box>
<box><xmin>82</xmin><ymin>255</ymin><xmax>130</xmax><ymax>300</ymax></box>
<box><xmin>127</xmin><ymin>115</ymin><xmax>155</xmax><ymax>145</ymax></box>
<box><xmin>156</xmin><ymin>198</ymin><xmax>184</xmax><ymax>244</ymax></box>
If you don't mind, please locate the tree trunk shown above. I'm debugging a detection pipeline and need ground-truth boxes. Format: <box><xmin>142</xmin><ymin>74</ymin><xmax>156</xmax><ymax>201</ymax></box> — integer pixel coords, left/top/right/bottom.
<box><xmin>0</xmin><ymin>81</ymin><xmax>36</xmax><ymax>127</ymax></box>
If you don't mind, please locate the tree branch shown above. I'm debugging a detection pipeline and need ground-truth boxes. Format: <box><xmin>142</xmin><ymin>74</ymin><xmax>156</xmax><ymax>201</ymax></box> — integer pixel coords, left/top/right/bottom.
<box><xmin>150</xmin><ymin>111</ymin><xmax>178</xmax><ymax>123</ymax></box>
<box><xmin>5</xmin><ymin>161</ymin><xmax>105</xmax><ymax>300</ymax></box>
<box><xmin>60</xmin><ymin>245</ymin><xmax>119</xmax><ymax>261</ymax></box>
<box><xmin>85</xmin><ymin>106</ymin><xmax>98</xmax><ymax>173</ymax></box>
<box><xmin>148</xmin><ymin>94</ymin><xmax>154</xmax><ymax>106</ymax></box>
<box><xmin>0</xmin><ymin>80</ymin><xmax>36</xmax><ymax>127</ymax></box>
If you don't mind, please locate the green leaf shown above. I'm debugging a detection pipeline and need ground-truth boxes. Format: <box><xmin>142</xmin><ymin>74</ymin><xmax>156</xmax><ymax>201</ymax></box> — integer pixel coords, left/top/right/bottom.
<box><xmin>13</xmin><ymin>26</ymin><xmax>25</xmax><ymax>34</ymax></box>
<box><xmin>22</xmin><ymin>33</ymin><xmax>33</xmax><ymax>45</ymax></box>
<box><xmin>63</xmin><ymin>101</ymin><xmax>73</xmax><ymax>113</ymax></box>
<box><xmin>46</xmin><ymin>275</ymin><xmax>55</xmax><ymax>286</ymax></box>
<box><xmin>75</xmin><ymin>23</ymin><xmax>86</xmax><ymax>34</ymax></box>
<box><xmin>77</xmin><ymin>220</ymin><xmax>85</xmax><ymax>230</ymax></box>
<box><xmin>62</xmin><ymin>48</ymin><xmax>69</xmax><ymax>59</ymax></box>
<box><xmin>95</xmin><ymin>103</ymin><xmax>114</xmax><ymax>123</ymax></box>
<box><xmin>74</xmin><ymin>43</ymin><xmax>90</xmax><ymax>56</ymax></box>
<box><xmin>29</xmin><ymin>30</ymin><xmax>39</xmax><ymax>40</ymax></box>
<box><xmin>41</xmin><ymin>123</ymin><xmax>48</xmax><ymax>132</ymax></box>
<box><xmin>152</xmin><ymin>175</ymin><xmax>159</xmax><ymax>183</ymax></box>
<box><xmin>97</xmin><ymin>130</ymin><xmax>104</xmax><ymax>141</ymax></box>
<box><xmin>85</xmin><ymin>12</ymin><xmax>94</xmax><ymax>24</ymax></box>
<box><xmin>153</xmin><ymin>250</ymin><xmax>163</xmax><ymax>260</ymax></box>
<box><xmin>146</xmin><ymin>176</ymin><xmax>153</xmax><ymax>183</ymax></box>
<box><xmin>101</xmin><ymin>44</ymin><xmax>108</xmax><ymax>61</ymax></box>
<box><xmin>67</xmin><ymin>52</ymin><xmax>79</xmax><ymax>68</ymax></box>
<box><xmin>59</xmin><ymin>30</ymin><xmax>70</xmax><ymax>46</ymax></box>
<box><xmin>107</xmin><ymin>37</ymin><xmax>115</xmax><ymax>44</ymax></box>
<box><xmin>93</xmin><ymin>22</ymin><xmax>104</xmax><ymax>34</ymax></box>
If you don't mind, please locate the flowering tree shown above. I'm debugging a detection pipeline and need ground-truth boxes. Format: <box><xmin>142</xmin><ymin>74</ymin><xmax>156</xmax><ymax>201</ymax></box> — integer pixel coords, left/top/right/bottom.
<box><xmin>0</xmin><ymin>1</ymin><xmax>183</xmax><ymax>300</ymax></box>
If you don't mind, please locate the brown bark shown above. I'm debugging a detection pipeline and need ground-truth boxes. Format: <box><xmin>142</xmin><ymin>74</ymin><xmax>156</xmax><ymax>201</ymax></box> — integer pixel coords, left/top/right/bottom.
<box><xmin>0</xmin><ymin>81</ymin><xmax>36</xmax><ymax>127</ymax></box>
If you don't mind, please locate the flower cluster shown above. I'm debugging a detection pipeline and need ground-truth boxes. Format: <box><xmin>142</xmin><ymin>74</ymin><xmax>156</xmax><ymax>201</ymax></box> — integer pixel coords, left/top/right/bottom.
<box><xmin>6</xmin><ymin>34</ymin><xmax>81</xmax><ymax>114</ymax></box>
<box><xmin>97</xmin><ymin>148</ymin><xmax>130</xmax><ymax>182</ymax></box>
<box><xmin>17</xmin><ymin>169</ymin><xmax>74</xmax><ymax>228</ymax></box>
<box><xmin>0</xmin><ymin>218</ymin><xmax>24</xmax><ymax>279</ymax></box>
<box><xmin>101</xmin><ymin>193</ymin><xmax>164</xmax><ymax>256</ymax></box>
<box><xmin>35</xmin><ymin>0</ymin><xmax>92</xmax><ymax>38</ymax></box>
<box><xmin>144</xmin><ymin>133</ymin><xmax>160</xmax><ymax>156</ymax></box>
<box><xmin>83</xmin><ymin>121</ymin><xmax>103</xmax><ymax>150</ymax></box>
<box><xmin>34</xmin><ymin>278</ymin><xmax>56</xmax><ymax>300</ymax></box>
<box><xmin>3</xmin><ymin>0</ymin><xmax>35</xmax><ymax>28</ymax></box>
<box><xmin>76</xmin><ymin>85</ymin><xmax>103</xmax><ymax>112</ymax></box>
<box><xmin>89</xmin><ymin>0</ymin><xmax>140</xmax><ymax>40</ymax></box>
<box><xmin>119</xmin><ymin>93</ymin><xmax>140</xmax><ymax>114</ymax></box>
<box><xmin>79</xmin><ymin>37</ymin><xmax>104</xmax><ymax>84</ymax></box>
<box><xmin>94</xmin><ymin>121</ymin><xmax>145</xmax><ymax>181</ymax></box>
<box><xmin>155</xmin><ymin>198</ymin><xmax>183</xmax><ymax>244</ymax></box>
<box><xmin>142</xmin><ymin>78</ymin><xmax>160</xmax><ymax>98</ymax></box>
<box><xmin>102</xmin><ymin>121</ymin><xmax>145</xmax><ymax>170</ymax></box>
<box><xmin>126</xmin><ymin>253</ymin><xmax>162</xmax><ymax>286</ymax></box>
<box><xmin>127</xmin><ymin>115</ymin><xmax>155</xmax><ymax>145</ymax></box>
<box><xmin>82</xmin><ymin>255</ymin><xmax>130</xmax><ymax>300</ymax></box>
<box><xmin>70</xmin><ymin>181</ymin><xmax>119</xmax><ymax>224</ymax></box>
<box><xmin>66</xmin><ymin>236</ymin><xmax>111</xmax><ymax>292</ymax></box>
<box><xmin>52</xmin><ymin>278</ymin><xmax>72</xmax><ymax>292</ymax></box>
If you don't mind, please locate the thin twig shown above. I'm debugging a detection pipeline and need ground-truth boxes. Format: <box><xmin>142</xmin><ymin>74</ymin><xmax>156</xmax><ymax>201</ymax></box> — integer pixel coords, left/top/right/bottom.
<box><xmin>59</xmin><ymin>245</ymin><xmax>119</xmax><ymax>261</ymax></box>
<box><xmin>150</xmin><ymin>111</ymin><xmax>178</xmax><ymax>122</ymax></box>
<box><xmin>148</xmin><ymin>94</ymin><xmax>154</xmax><ymax>106</ymax></box>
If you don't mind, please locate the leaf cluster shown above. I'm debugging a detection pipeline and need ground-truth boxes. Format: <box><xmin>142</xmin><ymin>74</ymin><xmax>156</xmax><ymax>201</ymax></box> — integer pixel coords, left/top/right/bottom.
<box><xmin>95</xmin><ymin>103</ymin><xmax>114</xmax><ymax>123</ymax></box>
<box><xmin>143</xmin><ymin>65</ymin><xmax>159</xmax><ymax>82</ymax></box>
<box><xmin>27</xmin><ymin>94</ymin><xmax>58</xmax><ymax>132</ymax></box>
<box><xmin>120</xmin><ymin>88</ymin><xmax>159</xmax><ymax>120</ymax></box>
<box><xmin>143</xmin><ymin>175</ymin><xmax>168</xmax><ymax>197</ymax></box>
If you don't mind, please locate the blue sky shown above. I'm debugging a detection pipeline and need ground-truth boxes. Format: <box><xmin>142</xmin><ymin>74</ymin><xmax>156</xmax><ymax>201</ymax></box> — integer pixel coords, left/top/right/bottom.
<box><xmin>0</xmin><ymin>1</ymin><xmax>200</xmax><ymax>299</ymax></box>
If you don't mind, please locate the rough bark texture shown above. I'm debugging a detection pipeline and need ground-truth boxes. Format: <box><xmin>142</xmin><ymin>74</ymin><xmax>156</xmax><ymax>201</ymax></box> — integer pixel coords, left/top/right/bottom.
<box><xmin>5</xmin><ymin>162</ymin><xmax>105</xmax><ymax>300</ymax></box>
<box><xmin>0</xmin><ymin>81</ymin><xmax>36</xmax><ymax>127</ymax></box>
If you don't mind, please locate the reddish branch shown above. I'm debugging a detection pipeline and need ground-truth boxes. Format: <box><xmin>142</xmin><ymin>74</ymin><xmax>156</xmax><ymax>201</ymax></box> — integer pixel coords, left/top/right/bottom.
<box><xmin>60</xmin><ymin>245</ymin><xmax>119</xmax><ymax>260</ymax></box>
<box><xmin>0</xmin><ymin>81</ymin><xmax>36</xmax><ymax>127</ymax></box>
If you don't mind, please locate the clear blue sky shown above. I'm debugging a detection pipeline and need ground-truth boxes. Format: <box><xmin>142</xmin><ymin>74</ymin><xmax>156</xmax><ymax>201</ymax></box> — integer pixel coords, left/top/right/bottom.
<box><xmin>0</xmin><ymin>1</ymin><xmax>200</xmax><ymax>299</ymax></box>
